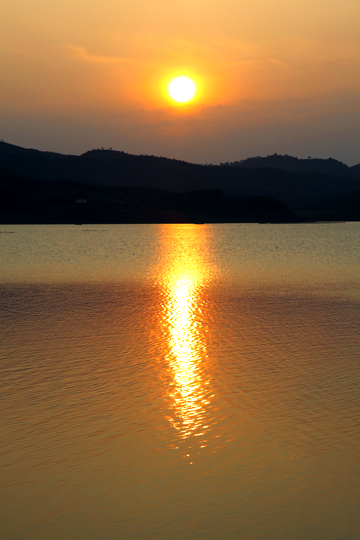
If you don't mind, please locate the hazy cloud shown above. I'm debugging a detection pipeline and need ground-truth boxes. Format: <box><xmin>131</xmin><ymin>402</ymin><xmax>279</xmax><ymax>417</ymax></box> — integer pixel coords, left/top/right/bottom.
<box><xmin>65</xmin><ymin>45</ymin><xmax>130</xmax><ymax>65</ymax></box>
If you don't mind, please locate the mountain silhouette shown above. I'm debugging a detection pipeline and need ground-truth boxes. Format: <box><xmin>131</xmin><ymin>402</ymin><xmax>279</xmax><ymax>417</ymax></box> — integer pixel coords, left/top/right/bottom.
<box><xmin>222</xmin><ymin>154</ymin><xmax>360</xmax><ymax>177</ymax></box>
<box><xmin>0</xmin><ymin>167</ymin><xmax>300</xmax><ymax>224</ymax></box>
<box><xmin>296</xmin><ymin>191</ymin><xmax>360</xmax><ymax>222</ymax></box>
<box><xmin>1</xmin><ymin>141</ymin><xmax>359</xmax><ymax>209</ymax></box>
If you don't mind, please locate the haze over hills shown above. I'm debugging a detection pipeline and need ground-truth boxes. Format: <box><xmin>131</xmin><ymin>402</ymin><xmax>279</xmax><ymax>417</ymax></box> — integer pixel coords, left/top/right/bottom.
<box><xmin>1</xmin><ymin>141</ymin><xmax>359</xmax><ymax>212</ymax></box>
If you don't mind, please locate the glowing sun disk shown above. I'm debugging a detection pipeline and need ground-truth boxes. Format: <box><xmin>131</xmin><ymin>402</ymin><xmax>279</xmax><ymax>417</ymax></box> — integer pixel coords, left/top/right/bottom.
<box><xmin>169</xmin><ymin>77</ymin><xmax>196</xmax><ymax>103</ymax></box>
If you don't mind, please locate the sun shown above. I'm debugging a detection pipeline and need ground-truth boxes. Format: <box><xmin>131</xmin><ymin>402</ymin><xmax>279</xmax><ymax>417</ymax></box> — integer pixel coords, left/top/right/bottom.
<box><xmin>168</xmin><ymin>76</ymin><xmax>196</xmax><ymax>103</ymax></box>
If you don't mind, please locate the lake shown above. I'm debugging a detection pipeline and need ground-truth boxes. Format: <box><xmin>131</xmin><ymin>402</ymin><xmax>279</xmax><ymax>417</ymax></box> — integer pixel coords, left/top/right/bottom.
<box><xmin>1</xmin><ymin>223</ymin><xmax>359</xmax><ymax>540</ymax></box>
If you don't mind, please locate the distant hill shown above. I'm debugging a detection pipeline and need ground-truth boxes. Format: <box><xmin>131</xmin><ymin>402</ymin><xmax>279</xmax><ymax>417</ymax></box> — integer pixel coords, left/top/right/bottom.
<box><xmin>1</xmin><ymin>141</ymin><xmax>359</xmax><ymax>208</ymax></box>
<box><xmin>222</xmin><ymin>154</ymin><xmax>360</xmax><ymax>177</ymax></box>
<box><xmin>0</xmin><ymin>168</ymin><xmax>300</xmax><ymax>224</ymax></box>
<box><xmin>295</xmin><ymin>191</ymin><xmax>360</xmax><ymax>222</ymax></box>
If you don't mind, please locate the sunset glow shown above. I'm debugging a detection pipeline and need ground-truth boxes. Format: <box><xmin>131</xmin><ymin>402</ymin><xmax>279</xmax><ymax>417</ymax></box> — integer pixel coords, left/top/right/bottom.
<box><xmin>0</xmin><ymin>0</ymin><xmax>359</xmax><ymax>163</ymax></box>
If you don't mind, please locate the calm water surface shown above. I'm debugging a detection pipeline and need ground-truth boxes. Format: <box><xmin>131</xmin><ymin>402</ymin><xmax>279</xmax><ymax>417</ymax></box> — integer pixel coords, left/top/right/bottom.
<box><xmin>1</xmin><ymin>223</ymin><xmax>360</xmax><ymax>540</ymax></box>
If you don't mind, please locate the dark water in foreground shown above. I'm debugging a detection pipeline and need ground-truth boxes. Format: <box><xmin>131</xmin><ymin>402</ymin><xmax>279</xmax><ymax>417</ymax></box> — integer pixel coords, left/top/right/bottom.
<box><xmin>1</xmin><ymin>223</ymin><xmax>359</xmax><ymax>540</ymax></box>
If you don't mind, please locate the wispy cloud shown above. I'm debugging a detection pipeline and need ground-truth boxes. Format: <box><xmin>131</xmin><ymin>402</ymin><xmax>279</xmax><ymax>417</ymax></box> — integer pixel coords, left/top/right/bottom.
<box><xmin>65</xmin><ymin>45</ymin><xmax>130</xmax><ymax>64</ymax></box>
<box><xmin>268</xmin><ymin>58</ymin><xmax>287</xmax><ymax>67</ymax></box>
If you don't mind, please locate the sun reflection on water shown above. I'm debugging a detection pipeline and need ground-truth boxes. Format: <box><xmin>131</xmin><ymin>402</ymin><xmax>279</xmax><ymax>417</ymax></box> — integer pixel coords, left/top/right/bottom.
<box><xmin>158</xmin><ymin>226</ymin><xmax>215</xmax><ymax>443</ymax></box>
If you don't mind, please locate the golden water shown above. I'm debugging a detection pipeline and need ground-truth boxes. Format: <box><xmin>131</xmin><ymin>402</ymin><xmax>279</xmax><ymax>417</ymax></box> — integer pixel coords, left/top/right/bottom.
<box><xmin>1</xmin><ymin>223</ymin><xmax>359</xmax><ymax>539</ymax></box>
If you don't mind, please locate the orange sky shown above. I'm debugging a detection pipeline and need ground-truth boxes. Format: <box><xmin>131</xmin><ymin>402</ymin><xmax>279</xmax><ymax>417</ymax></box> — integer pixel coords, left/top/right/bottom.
<box><xmin>1</xmin><ymin>0</ymin><xmax>359</xmax><ymax>163</ymax></box>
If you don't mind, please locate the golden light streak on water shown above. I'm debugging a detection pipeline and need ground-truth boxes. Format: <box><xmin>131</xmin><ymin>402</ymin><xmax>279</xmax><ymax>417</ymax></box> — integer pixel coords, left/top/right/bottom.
<box><xmin>158</xmin><ymin>226</ymin><xmax>214</xmax><ymax>441</ymax></box>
